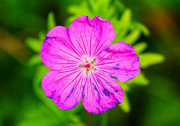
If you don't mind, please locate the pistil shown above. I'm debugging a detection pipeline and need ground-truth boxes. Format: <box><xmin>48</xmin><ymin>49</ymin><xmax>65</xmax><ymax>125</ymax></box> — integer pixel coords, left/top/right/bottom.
<box><xmin>85</xmin><ymin>63</ymin><xmax>91</xmax><ymax>69</ymax></box>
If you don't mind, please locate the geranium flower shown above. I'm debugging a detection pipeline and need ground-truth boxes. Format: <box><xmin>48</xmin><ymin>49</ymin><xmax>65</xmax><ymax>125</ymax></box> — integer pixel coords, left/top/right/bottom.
<box><xmin>40</xmin><ymin>16</ymin><xmax>140</xmax><ymax>114</ymax></box>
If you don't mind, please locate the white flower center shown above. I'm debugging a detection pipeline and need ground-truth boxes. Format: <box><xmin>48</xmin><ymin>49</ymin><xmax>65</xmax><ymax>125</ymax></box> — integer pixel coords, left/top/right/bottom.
<box><xmin>78</xmin><ymin>57</ymin><xmax>97</xmax><ymax>75</ymax></box>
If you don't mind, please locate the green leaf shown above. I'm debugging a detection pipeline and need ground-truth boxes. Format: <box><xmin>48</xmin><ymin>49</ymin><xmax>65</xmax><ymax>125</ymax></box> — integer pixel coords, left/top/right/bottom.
<box><xmin>33</xmin><ymin>65</ymin><xmax>50</xmax><ymax>100</ymax></box>
<box><xmin>114</xmin><ymin>0</ymin><xmax>125</xmax><ymax>11</ymax></box>
<box><xmin>134</xmin><ymin>42</ymin><xmax>148</xmax><ymax>54</ymax></box>
<box><xmin>28</xmin><ymin>54</ymin><xmax>42</xmax><ymax>66</ymax></box>
<box><xmin>66</xmin><ymin>16</ymin><xmax>77</xmax><ymax>26</ymax></box>
<box><xmin>133</xmin><ymin>22</ymin><xmax>150</xmax><ymax>36</ymax></box>
<box><xmin>112</xmin><ymin>9</ymin><xmax>131</xmax><ymax>43</ymax></box>
<box><xmin>118</xmin><ymin>92</ymin><xmax>130</xmax><ymax>113</ymax></box>
<box><xmin>139</xmin><ymin>53</ymin><xmax>165</xmax><ymax>68</ymax></box>
<box><xmin>32</xmin><ymin>65</ymin><xmax>84</xmax><ymax>121</ymax></box>
<box><xmin>119</xmin><ymin>9</ymin><xmax>131</xmax><ymax>37</ymax></box>
<box><xmin>114</xmin><ymin>79</ymin><xmax>130</xmax><ymax>91</ymax></box>
<box><xmin>25</xmin><ymin>38</ymin><xmax>42</xmax><ymax>53</ymax></box>
<box><xmin>120</xmin><ymin>29</ymin><xmax>141</xmax><ymax>45</ymax></box>
<box><xmin>96</xmin><ymin>0</ymin><xmax>111</xmax><ymax>9</ymax></box>
<box><xmin>119</xmin><ymin>82</ymin><xmax>130</xmax><ymax>92</ymax></box>
<box><xmin>128</xmin><ymin>72</ymin><xmax>149</xmax><ymax>86</ymax></box>
<box><xmin>68</xmin><ymin>1</ymin><xmax>93</xmax><ymax>19</ymax></box>
<box><xmin>47</xmin><ymin>12</ymin><xmax>56</xmax><ymax>32</ymax></box>
<box><xmin>33</xmin><ymin>65</ymin><xmax>62</xmax><ymax>117</ymax></box>
<box><xmin>67</xmin><ymin>5</ymin><xmax>82</xmax><ymax>15</ymax></box>
<box><xmin>17</xmin><ymin>101</ymin><xmax>70</xmax><ymax>126</ymax></box>
<box><xmin>95</xmin><ymin>0</ymin><xmax>111</xmax><ymax>17</ymax></box>
<box><xmin>88</xmin><ymin>0</ymin><xmax>97</xmax><ymax>12</ymax></box>
<box><xmin>38</xmin><ymin>32</ymin><xmax>46</xmax><ymax>41</ymax></box>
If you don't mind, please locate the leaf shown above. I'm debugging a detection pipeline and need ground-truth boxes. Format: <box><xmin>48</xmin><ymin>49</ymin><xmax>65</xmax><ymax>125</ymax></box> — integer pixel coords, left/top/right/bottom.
<box><xmin>17</xmin><ymin>102</ymin><xmax>68</xmax><ymax>126</ymax></box>
<box><xmin>38</xmin><ymin>32</ymin><xmax>46</xmax><ymax>42</ymax></box>
<box><xmin>114</xmin><ymin>79</ymin><xmax>130</xmax><ymax>91</ymax></box>
<box><xmin>128</xmin><ymin>72</ymin><xmax>149</xmax><ymax>86</ymax></box>
<box><xmin>32</xmin><ymin>65</ymin><xmax>84</xmax><ymax>121</ymax></box>
<box><xmin>96</xmin><ymin>0</ymin><xmax>111</xmax><ymax>9</ymax></box>
<box><xmin>67</xmin><ymin>5</ymin><xmax>82</xmax><ymax>15</ymax></box>
<box><xmin>66</xmin><ymin>16</ymin><xmax>77</xmax><ymax>26</ymax></box>
<box><xmin>88</xmin><ymin>0</ymin><xmax>97</xmax><ymax>12</ymax></box>
<box><xmin>139</xmin><ymin>53</ymin><xmax>165</xmax><ymax>68</ymax></box>
<box><xmin>118</xmin><ymin>92</ymin><xmax>130</xmax><ymax>113</ymax></box>
<box><xmin>47</xmin><ymin>12</ymin><xmax>56</xmax><ymax>32</ymax></box>
<box><xmin>69</xmin><ymin>2</ymin><xmax>94</xmax><ymax>18</ymax></box>
<box><xmin>32</xmin><ymin>65</ymin><xmax>62</xmax><ymax>117</ymax></box>
<box><xmin>114</xmin><ymin>0</ymin><xmax>125</xmax><ymax>11</ymax></box>
<box><xmin>119</xmin><ymin>9</ymin><xmax>131</xmax><ymax>38</ymax></box>
<box><xmin>134</xmin><ymin>42</ymin><xmax>148</xmax><ymax>54</ymax></box>
<box><xmin>33</xmin><ymin>65</ymin><xmax>50</xmax><ymax>100</ymax></box>
<box><xmin>120</xmin><ymin>82</ymin><xmax>130</xmax><ymax>92</ymax></box>
<box><xmin>120</xmin><ymin>29</ymin><xmax>141</xmax><ymax>45</ymax></box>
<box><xmin>133</xmin><ymin>22</ymin><xmax>150</xmax><ymax>36</ymax></box>
<box><xmin>25</xmin><ymin>38</ymin><xmax>42</xmax><ymax>53</ymax></box>
<box><xmin>28</xmin><ymin>54</ymin><xmax>42</xmax><ymax>66</ymax></box>
<box><xmin>112</xmin><ymin>9</ymin><xmax>131</xmax><ymax>43</ymax></box>
<box><xmin>95</xmin><ymin>0</ymin><xmax>111</xmax><ymax>16</ymax></box>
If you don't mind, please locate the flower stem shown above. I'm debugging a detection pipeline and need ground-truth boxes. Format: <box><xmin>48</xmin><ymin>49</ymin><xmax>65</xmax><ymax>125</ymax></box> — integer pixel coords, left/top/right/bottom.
<box><xmin>101</xmin><ymin>111</ymin><xmax>108</xmax><ymax>126</ymax></box>
<box><xmin>86</xmin><ymin>111</ymin><xmax>92</xmax><ymax>126</ymax></box>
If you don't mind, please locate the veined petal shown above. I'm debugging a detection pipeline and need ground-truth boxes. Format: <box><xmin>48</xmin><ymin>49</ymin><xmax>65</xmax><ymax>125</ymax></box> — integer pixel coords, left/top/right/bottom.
<box><xmin>42</xmin><ymin>69</ymin><xmax>85</xmax><ymax>110</ymax></box>
<box><xmin>96</xmin><ymin>42</ymin><xmax>140</xmax><ymax>82</ymax></box>
<box><xmin>40</xmin><ymin>26</ymin><xmax>81</xmax><ymax>70</ymax></box>
<box><xmin>82</xmin><ymin>73</ymin><xmax>124</xmax><ymax>114</ymax></box>
<box><xmin>69</xmin><ymin>16</ymin><xmax>115</xmax><ymax>57</ymax></box>
<box><xmin>46</xmin><ymin>26</ymin><xmax>70</xmax><ymax>41</ymax></box>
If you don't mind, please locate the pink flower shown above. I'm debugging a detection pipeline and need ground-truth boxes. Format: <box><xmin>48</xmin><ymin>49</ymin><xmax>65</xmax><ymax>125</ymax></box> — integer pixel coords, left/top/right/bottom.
<box><xmin>40</xmin><ymin>16</ymin><xmax>140</xmax><ymax>114</ymax></box>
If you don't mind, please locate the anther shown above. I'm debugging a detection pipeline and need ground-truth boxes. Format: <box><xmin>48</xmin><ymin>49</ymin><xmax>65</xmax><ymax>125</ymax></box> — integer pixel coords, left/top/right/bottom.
<box><xmin>86</xmin><ymin>69</ymin><xmax>89</xmax><ymax>75</ymax></box>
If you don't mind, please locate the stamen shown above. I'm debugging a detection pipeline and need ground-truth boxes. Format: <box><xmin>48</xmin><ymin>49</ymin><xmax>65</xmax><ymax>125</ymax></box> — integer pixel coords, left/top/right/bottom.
<box><xmin>91</xmin><ymin>58</ymin><xmax>96</xmax><ymax>64</ymax></box>
<box><xmin>80</xmin><ymin>57</ymin><xmax>97</xmax><ymax>74</ymax></box>
<box><xmin>79</xmin><ymin>65</ymin><xmax>85</xmax><ymax>68</ymax></box>
<box><xmin>85</xmin><ymin>57</ymin><xmax>89</xmax><ymax>63</ymax></box>
<box><xmin>86</xmin><ymin>69</ymin><xmax>89</xmax><ymax>76</ymax></box>
<box><xmin>93</xmin><ymin>58</ymin><xmax>96</xmax><ymax>63</ymax></box>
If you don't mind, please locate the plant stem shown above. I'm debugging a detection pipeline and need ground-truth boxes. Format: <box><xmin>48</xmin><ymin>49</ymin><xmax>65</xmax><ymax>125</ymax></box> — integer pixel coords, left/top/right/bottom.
<box><xmin>86</xmin><ymin>111</ymin><xmax>92</xmax><ymax>126</ymax></box>
<box><xmin>101</xmin><ymin>111</ymin><xmax>108</xmax><ymax>126</ymax></box>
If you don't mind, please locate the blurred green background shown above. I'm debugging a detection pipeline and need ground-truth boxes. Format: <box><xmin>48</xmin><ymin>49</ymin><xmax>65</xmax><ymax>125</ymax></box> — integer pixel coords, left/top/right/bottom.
<box><xmin>0</xmin><ymin>0</ymin><xmax>180</xmax><ymax>126</ymax></box>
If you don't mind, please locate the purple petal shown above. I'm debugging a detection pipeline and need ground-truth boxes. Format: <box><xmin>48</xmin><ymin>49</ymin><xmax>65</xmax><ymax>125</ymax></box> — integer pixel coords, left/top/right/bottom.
<box><xmin>42</xmin><ymin>69</ymin><xmax>84</xmax><ymax>110</ymax></box>
<box><xmin>40</xmin><ymin>26</ymin><xmax>82</xmax><ymax>70</ymax></box>
<box><xmin>82</xmin><ymin>73</ymin><xmax>124</xmax><ymax>114</ymax></box>
<box><xmin>69</xmin><ymin>16</ymin><xmax>115</xmax><ymax>57</ymax></box>
<box><xmin>96</xmin><ymin>42</ymin><xmax>140</xmax><ymax>82</ymax></box>
<box><xmin>46</xmin><ymin>26</ymin><xmax>70</xmax><ymax>41</ymax></box>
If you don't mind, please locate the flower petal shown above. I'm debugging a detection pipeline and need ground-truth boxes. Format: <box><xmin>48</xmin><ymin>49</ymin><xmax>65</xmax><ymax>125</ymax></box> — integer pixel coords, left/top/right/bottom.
<box><xmin>96</xmin><ymin>42</ymin><xmax>140</xmax><ymax>82</ymax></box>
<box><xmin>69</xmin><ymin>16</ymin><xmax>115</xmax><ymax>57</ymax></box>
<box><xmin>41</xmin><ymin>26</ymin><xmax>82</xmax><ymax>70</ymax></box>
<box><xmin>42</xmin><ymin>69</ymin><xmax>85</xmax><ymax>110</ymax></box>
<box><xmin>82</xmin><ymin>73</ymin><xmax>124</xmax><ymax>114</ymax></box>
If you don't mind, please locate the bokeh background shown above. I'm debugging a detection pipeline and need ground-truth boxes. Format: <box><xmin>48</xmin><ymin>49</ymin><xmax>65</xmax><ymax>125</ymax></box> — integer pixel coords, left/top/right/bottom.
<box><xmin>0</xmin><ymin>0</ymin><xmax>180</xmax><ymax>126</ymax></box>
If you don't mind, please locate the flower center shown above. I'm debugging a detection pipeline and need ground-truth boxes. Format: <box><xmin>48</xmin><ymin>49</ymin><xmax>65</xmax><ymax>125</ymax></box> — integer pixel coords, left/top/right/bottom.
<box><xmin>85</xmin><ymin>63</ymin><xmax>91</xmax><ymax>69</ymax></box>
<box><xmin>78</xmin><ymin>58</ymin><xmax>97</xmax><ymax>76</ymax></box>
